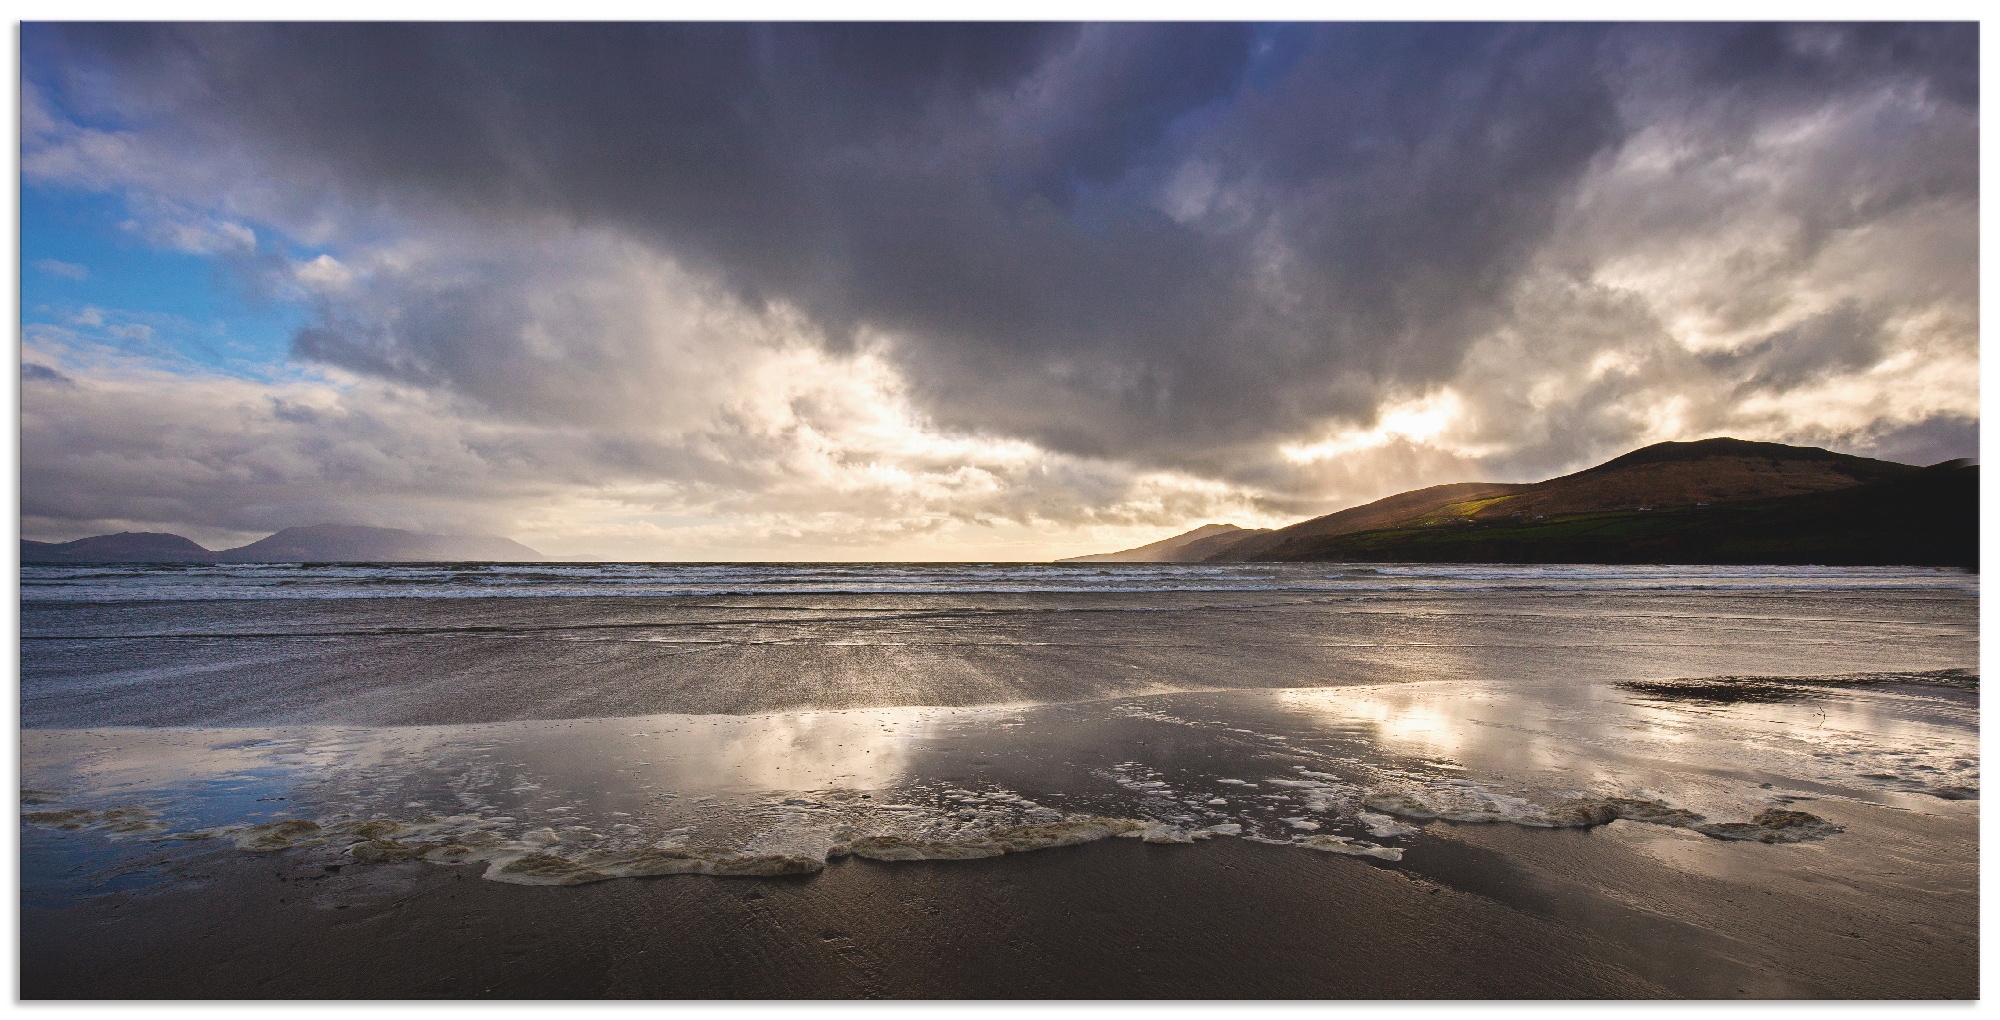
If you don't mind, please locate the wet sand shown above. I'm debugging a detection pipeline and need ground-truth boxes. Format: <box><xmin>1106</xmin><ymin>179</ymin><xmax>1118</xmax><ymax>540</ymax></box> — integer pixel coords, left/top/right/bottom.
<box><xmin>23</xmin><ymin>579</ymin><xmax>1974</xmax><ymax>727</ymax></box>
<box><xmin>22</xmin><ymin>793</ymin><xmax>1974</xmax><ymax>999</ymax></box>
<box><xmin>21</xmin><ymin>563</ymin><xmax>1978</xmax><ymax>999</ymax></box>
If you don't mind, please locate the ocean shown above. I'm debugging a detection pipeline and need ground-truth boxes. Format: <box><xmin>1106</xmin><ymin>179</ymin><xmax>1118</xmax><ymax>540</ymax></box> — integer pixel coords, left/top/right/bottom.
<box><xmin>18</xmin><ymin>561</ymin><xmax>1980</xmax><ymax>996</ymax></box>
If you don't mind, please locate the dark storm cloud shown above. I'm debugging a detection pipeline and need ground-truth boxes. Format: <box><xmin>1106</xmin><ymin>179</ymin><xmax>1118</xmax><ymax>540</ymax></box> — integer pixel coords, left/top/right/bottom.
<box><xmin>1855</xmin><ymin>415</ymin><xmax>1979</xmax><ymax>467</ymax></box>
<box><xmin>1701</xmin><ymin>302</ymin><xmax>1887</xmax><ymax>391</ymax></box>
<box><xmin>1662</xmin><ymin>21</ymin><xmax>1976</xmax><ymax>108</ymax></box>
<box><xmin>20</xmin><ymin>26</ymin><xmax>1557</xmax><ymax>447</ymax></box>
<box><xmin>22</xmin><ymin>362</ymin><xmax>75</xmax><ymax>386</ymax></box>
<box><xmin>22</xmin><ymin>22</ymin><xmax>1981</xmax><ymax>508</ymax></box>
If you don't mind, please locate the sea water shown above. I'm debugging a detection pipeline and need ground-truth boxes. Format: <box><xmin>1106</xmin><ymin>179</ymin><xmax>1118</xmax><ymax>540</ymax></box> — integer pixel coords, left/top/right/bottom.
<box><xmin>19</xmin><ymin>562</ymin><xmax>1978</xmax><ymax>892</ymax></box>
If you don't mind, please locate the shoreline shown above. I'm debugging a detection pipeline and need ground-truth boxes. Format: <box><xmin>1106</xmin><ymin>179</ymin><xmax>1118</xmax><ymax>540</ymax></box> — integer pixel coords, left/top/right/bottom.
<box><xmin>21</xmin><ymin>565</ymin><xmax>1977</xmax><ymax>999</ymax></box>
<box><xmin>22</xmin><ymin>798</ymin><xmax>1976</xmax><ymax>999</ymax></box>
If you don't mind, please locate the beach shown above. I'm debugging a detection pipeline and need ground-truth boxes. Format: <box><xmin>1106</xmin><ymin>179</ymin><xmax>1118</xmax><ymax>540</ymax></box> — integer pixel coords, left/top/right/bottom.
<box><xmin>21</xmin><ymin>18</ymin><xmax>1982</xmax><ymax>1002</ymax></box>
<box><xmin>22</xmin><ymin>792</ymin><xmax>1975</xmax><ymax>998</ymax></box>
<box><xmin>19</xmin><ymin>562</ymin><xmax>1979</xmax><ymax>998</ymax></box>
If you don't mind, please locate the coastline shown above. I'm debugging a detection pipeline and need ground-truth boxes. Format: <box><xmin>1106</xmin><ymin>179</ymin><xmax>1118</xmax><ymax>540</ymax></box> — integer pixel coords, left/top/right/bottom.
<box><xmin>23</xmin><ymin>794</ymin><xmax>1975</xmax><ymax>999</ymax></box>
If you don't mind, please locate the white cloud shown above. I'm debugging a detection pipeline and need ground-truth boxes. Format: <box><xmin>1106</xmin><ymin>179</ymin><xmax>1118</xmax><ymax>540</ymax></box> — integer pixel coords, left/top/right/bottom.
<box><xmin>33</xmin><ymin>258</ymin><xmax>89</xmax><ymax>281</ymax></box>
<box><xmin>119</xmin><ymin>206</ymin><xmax>257</xmax><ymax>255</ymax></box>
<box><xmin>293</xmin><ymin>253</ymin><xmax>354</xmax><ymax>291</ymax></box>
<box><xmin>1280</xmin><ymin>390</ymin><xmax>1475</xmax><ymax>465</ymax></box>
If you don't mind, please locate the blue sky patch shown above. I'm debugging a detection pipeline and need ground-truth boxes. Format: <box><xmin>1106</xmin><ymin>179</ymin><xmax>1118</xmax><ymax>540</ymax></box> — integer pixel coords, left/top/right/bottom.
<box><xmin>21</xmin><ymin>186</ymin><xmax>311</xmax><ymax>377</ymax></box>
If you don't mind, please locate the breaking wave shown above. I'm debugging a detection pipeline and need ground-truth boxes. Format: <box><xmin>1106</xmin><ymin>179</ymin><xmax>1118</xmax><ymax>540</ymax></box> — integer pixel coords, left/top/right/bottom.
<box><xmin>23</xmin><ymin>560</ymin><xmax>1974</xmax><ymax>604</ymax></box>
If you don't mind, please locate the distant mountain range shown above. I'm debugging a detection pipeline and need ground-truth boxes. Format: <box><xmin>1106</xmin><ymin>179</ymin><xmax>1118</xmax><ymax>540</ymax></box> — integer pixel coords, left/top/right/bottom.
<box><xmin>21</xmin><ymin>531</ymin><xmax>220</xmax><ymax>564</ymax></box>
<box><xmin>21</xmin><ymin>524</ymin><xmax>544</xmax><ymax>564</ymax></box>
<box><xmin>1062</xmin><ymin>438</ymin><xmax>1977</xmax><ymax>569</ymax></box>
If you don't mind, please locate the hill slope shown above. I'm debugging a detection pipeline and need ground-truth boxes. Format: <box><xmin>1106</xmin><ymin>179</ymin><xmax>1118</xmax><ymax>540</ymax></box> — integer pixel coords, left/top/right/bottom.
<box><xmin>1206</xmin><ymin>482</ymin><xmax>1525</xmax><ymax>562</ymax></box>
<box><xmin>1457</xmin><ymin>438</ymin><xmax>1918</xmax><ymax>521</ymax></box>
<box><xmin>1255</xmin><ymin>462</ymin><xmax>1975</xmax><ymax>569</ymax></box>
<box><xmin>216</xmin><ymin>525</ymin><xmax>543</xmax><ymax>563</ymax></box>
<box><xmin>21</xmin><ymin>532</ymin><xmax>219</xmax><ymax>564</ymax></box>
<box><xmin>1065</xmin><ymin>438</ymin><xmax>1969</xmax><ymax>568</ymax></box>
<box><xmin>1058</xmin><ymin>523</ymin><xmax>1270</xmax><ymax>563</ymax></box>
<box><xmin>1210</xmin><ymin>438</ymin><xmax>1923</xmax><ymax>563</ymax></box>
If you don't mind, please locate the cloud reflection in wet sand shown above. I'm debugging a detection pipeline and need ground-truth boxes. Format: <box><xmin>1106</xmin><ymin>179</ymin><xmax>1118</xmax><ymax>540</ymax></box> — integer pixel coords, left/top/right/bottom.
<box><xmin>23</xmin><ymin>663</ymin><xmax>1973</xmax><ymax>899</ymax></box>
<box><xmin>1273</xmin><ymin>671</ymin><xmax>1978</xmax><ymax>819</ymax></box>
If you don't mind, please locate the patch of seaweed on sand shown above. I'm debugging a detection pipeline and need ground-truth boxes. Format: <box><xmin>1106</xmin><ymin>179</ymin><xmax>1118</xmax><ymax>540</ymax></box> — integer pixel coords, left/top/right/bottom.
<box><xmin>1620</xmin><ymin>668</ymin><xmax>1976</xmax><ymax>705</ymax></box>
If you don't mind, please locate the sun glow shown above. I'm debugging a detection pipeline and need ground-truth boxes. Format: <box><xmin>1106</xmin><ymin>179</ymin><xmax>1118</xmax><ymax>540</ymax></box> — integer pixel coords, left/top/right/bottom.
<box><xmin>1278</xmin><ymin>390</ymin><xmax>1465</xmax><ymax>465</ymax></box>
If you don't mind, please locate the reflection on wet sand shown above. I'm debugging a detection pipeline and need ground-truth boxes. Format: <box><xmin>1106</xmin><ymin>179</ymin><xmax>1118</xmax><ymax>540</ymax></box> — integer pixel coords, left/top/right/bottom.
<box><xmin>20</xmin><ymin>563</ymin><xmax>1977</xmax><ymax>998</ymax></box>
<box><xmin>24</xmin><ymin>662</ymin><xmax>1973</xmax><ymax>895</ymax></box>
<box><xmin>1273</xmin><ymin>669</ymin><xmax>1978</xmax><ymax>817</ymax></box>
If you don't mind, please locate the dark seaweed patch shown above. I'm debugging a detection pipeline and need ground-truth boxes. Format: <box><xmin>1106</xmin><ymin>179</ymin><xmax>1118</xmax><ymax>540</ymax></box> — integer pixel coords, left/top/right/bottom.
<box><xmin>1620</xmin><ymin>668</ymin><xmax>1976</xmax><ymax>705</ymax></box>
<box><xmin>1619</xmin><ymin>679</ymin><xmax>1830</xmax><ymax>705</ymax></box>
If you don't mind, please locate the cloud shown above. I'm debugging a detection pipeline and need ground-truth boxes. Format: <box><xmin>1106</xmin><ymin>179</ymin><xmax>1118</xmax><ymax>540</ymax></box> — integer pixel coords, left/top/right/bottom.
<box><xmin>292</xmin><ymin>253</ymin><xmax>352</xmax><ymax>290</ymax></box>
<box><xmin>30</xmin><ymin>304</ymin><xmax>236</xmax><ymax>371</ymax></box>
<box><xmin>106</xmin><ymin>192</ymin><xmax>261</xmax><ymax>255</ymax></box>
<box><xmin>22</xmin><ymin>362</ymin><xmax>74</xmax><ymax>387</ymax></box>
<box><xmin>33</xmin><ymin>258</ymin><xmax>88</xmax><ymax>280</ymax></box>
<box><xmin>20</xmin><ymin>270</ymin><xmax>1285</xmax><ymax>558</ymax></box>
<box><xmin>17</xmin><ymin>23</ymin><xmax>1980</xmax><ymax>554</ymax></box>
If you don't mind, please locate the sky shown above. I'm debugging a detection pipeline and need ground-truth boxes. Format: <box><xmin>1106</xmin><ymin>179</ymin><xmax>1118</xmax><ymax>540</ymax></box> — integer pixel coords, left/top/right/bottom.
<box><xmin>17</xmin><ymin>22</ymin><xmax>1981</xmax><ymax>560</ymax></box>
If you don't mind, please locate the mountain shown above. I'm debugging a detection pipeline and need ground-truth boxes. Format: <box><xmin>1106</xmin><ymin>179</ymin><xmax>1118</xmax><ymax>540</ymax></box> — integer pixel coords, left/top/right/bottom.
<box><xmin>1066</xmin><ymin>438</ymin><xmax>1973</xmax><ymax>568</ymax></box>
<box><xmin>1058</xmin><ymin>523</ymin><xmax>1271</xmax><ymax>563</ymax></box>
<box><xmin>1259</xmin><ymin>462</ymin><xmax>1975</xmax><ymax>569</ymax></box>
<box><xmin>1212</xmin><ymin>438</ymin><xmax>1925</xmax><ymax>562</ymax></box>
<box><xmin>215</xmin><ymin>525</ymin><xmax>544</xmax><ymax>563</ymax></box>
<box><xmin>21</xmin><ymin>532</ymin><xmax>219</xmax><ymax>564</ymax></box>
<box><xmin>1453</xmin><ymin>437</ymin><xmax>1917</xmax><ymax>519</ymax></box>
<box><xmin>1208</xmin><ymin>481</ymin><xmax>1526</xmax><ymax>562</ymax></box>
<box><xmin>23</xmin><ymin>524</ymin><xmax>545</xmax><ymax>564</ymax></box>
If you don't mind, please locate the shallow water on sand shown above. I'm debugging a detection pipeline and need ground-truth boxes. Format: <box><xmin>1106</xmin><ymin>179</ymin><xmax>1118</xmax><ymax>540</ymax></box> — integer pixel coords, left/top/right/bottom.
<box><xmin>20</xmin><ymin>563</ymin><xmax>1977</xmax><ymax>898</ymax></box>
